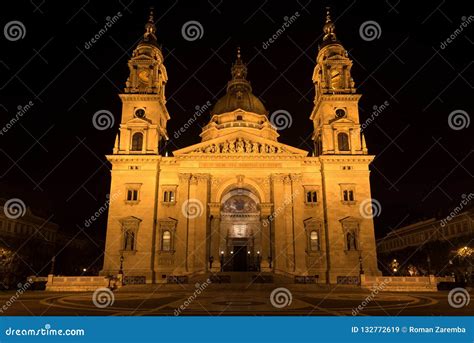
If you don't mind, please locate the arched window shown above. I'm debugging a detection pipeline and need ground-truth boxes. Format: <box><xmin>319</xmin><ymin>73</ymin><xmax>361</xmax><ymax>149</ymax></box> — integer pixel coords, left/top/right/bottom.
<box><xmin>338</xmin><ymin>132</ymin><xmax>349</xmax><ymax>151</ymax></box>
<box><xmin>236</xmin><ymin>115</ymin><xmax>243</xmax><ymax>121</ymax></box>
<box><xmin>162</xmin><ymin>230</ymin><xmax>171</xmax><ymax>251</ymax></box>
<box><xmin>310</xmin><ymin>230</ymin><xmax>319</xmax><ymax>251</ymax></box>
<box><xmin>131</xmin><ymin>132</ymin><xmax>143</xmax><ymax>151</ymax></box>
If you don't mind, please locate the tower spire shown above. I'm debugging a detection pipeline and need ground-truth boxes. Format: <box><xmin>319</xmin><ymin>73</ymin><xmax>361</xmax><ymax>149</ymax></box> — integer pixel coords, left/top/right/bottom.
<box><xmin>230</xmin><ymin>47</ymin><xmax>248</xmax><ymax>81</ymax></box>
<box><xmin>143</xmin><ymin>7</ymin><xmax>158</xmax><ymax>44</ymax></box>
<box><xmin>322</xmin><ymin>7</ymin><xmax>338</xmax><ymax>46</ymax></box>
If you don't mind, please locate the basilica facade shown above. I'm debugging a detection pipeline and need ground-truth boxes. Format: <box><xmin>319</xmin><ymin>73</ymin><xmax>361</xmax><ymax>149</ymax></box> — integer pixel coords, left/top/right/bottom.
<box><xmin>101</xmin><ymin>10</ymin><xmax>381</xmax><ymax>284</ymax></box>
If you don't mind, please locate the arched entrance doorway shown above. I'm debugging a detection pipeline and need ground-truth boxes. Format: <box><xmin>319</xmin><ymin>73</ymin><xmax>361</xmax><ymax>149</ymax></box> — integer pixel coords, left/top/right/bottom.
<box><xmin>220</xmin><ymin>189</ymin><xmax>261</xmax><ymax>271</ymax></box>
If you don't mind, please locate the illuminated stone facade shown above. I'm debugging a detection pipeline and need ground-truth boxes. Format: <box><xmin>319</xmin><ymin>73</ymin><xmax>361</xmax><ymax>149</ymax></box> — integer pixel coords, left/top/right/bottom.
<box><xmin>101</xmin><ymin>10</ymin><xmax>381</xmax><ymax>283</ymax></box>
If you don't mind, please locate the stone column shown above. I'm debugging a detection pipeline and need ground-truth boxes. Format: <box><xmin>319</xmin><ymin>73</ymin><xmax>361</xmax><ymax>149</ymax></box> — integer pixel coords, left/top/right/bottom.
<box><xmin>283</xmin><ymin>175</ymin><xmax>295</xmax><ymax>272</ymax></box>
<box><xmin>271</xmin><ymin>174</ymin><xmax>288</xmax><ymax>273</ymax></box>
<box><xmin>176</xmin><ymin>173</ymin><xmax>191</xmax><ymax>274</ymax></box>
<box><xmin>187</xmin><ymin>174</ymin><xmax>210</xmax><ymax>272</ymax></box>
<box><xmin>260</xmin><ymin>203</ymin><xmax>273</xmax><ymax>271</ymax></box>
<box><xmin>290</xmin><ymin>173</ymin><xmax>307</xmax><ymax>275</ymax></box>
<box><xmin>208</xmin><ymin>202</ymin><xmax>221</xmax><ymax>272</ymax></box>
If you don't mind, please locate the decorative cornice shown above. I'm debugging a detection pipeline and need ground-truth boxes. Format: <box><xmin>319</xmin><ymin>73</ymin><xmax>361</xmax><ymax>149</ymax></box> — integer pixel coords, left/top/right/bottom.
<box><xmin>106</xmin><ymin>155</ymin><xmax>161</xmax><ymax>163</ymax></box>
<box><xmin>318</xmin><ymin>155</ymin><xmax>375</xmax><ymax>163</ymax></box>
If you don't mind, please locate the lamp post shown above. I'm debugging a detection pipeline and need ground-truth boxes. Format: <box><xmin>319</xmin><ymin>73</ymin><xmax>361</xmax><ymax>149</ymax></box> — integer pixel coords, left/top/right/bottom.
<box><xmin>390</xmin><ymin>258</ymin><xmax>399</xmax><ymax>275</ymax></box>
<box><xmin>427</xmin><ymin>254</ymin><xmax>431</xmax><ymax>276</ymax></box>
<box><xmin>358</xmin><ymin>251</ymin><xmax>364</xmax><ymax>287</ymax></box>
<box><xmin>118</xmin><ymin>254</ymin><xmax>124</xmax><ymax>275</ymax></box>
<box><xmin>209</xmin><ymin>256</ymin><xmax>214</xmax><ymax>270</ymax></box>
<box><xmin>49</xmin><ymin>256</ymin><xmax>56</xmax><ymax>275</ymax></box>
<box><xmin>220</xmin><ymin>251</ymin><xmax>224</xmax><ymax>272</ymax></box>
<box><xmin>256</xmin><ymin>251</ymin><xmax>261</xmax><ymax>272</ymax></box>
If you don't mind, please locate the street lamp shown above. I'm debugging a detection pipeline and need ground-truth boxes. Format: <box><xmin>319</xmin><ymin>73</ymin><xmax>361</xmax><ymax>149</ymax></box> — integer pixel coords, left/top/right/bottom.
<box><xmin>118</xmin><ymin>254</ymin><xmax>124</xmax><ymax>275</ymax></box>
<box><xmin>390</xmin><ymin>258</ymin><xmax>399</xmax><ymax>275</ymax></box>
<box><xmin>358</xmin><ymin>251</ymin><xmax>364</xmax><ymax>275</ymax></box>
<box><xmin>220</xmin><ymin>251</ymin><xmax>224</xmax><ymax>272</ymax></box>
<box><xmin>427</xmin><ymin>254</ymin><xmax>431</xmax><ymax>275</ymax></box>
<box><xmin>49</xmin><ymin>256</ymin><xmax>56</xmax><ymax>275</ymax></box>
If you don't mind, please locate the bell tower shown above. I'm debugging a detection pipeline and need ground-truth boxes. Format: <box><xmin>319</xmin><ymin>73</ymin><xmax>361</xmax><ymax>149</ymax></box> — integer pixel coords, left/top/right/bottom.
<box><xmin>114</xmin><ymin>8</ymin><xmax>170</xmax><ymax>155</ymax></box>
<box><xmin>310</xmin><ymin>9</ymin><xmax>367</xmax><ymax>156</ymax></box>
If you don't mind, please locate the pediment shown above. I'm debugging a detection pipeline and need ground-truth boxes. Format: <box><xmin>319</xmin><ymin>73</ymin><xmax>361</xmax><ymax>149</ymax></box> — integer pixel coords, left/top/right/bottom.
<box><xmin>339</xmin><ymin>216</ymin><xmax>360</xmax><ymax>224</ymax></box>
<box><xmin>126</xmin><ymin>117</ymin><xmax>152</xmax><ymax>125</ymax></box>
<box><xmin>329</xmin><ymin>117</ymin><xmax>355</xmax><ymax>125</ymax></box>
<box><xmin>173</xmin><ymin>132</ymin><xmax>308</xmax><ymax>157</ymax></box>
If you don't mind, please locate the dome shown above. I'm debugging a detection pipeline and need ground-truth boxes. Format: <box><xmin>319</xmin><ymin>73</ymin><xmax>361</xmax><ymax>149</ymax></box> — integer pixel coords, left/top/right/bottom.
<box><xmin>211</xmin><ymin>48</ymin><xmax>267</xmax><ymax>116</ymax></box>
<box><xmin>212</xmin><ymin>87</ymin><xmax>267</xmax><ymax>115</ymax></box>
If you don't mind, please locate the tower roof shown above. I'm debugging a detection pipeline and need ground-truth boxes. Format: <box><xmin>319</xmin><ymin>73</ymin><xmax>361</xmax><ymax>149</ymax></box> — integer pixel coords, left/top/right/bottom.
<box><xmin>212</xmin><ymin>48</ymin><xmax>267</xmax><ymax>116</ymax></box>
<box><xmin>139</xmin><ymin>7</ymin><xmax>159</xmax><ymax>47</ymax></box>
<box><xmin>320</xmin><ymin>7</ymin><xmax>340</xmax><ymax>48</ymax></box>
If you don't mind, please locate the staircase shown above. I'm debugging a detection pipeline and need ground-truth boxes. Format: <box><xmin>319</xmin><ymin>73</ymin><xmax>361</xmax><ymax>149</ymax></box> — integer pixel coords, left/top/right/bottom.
<box><xmin>190</xmin><ymin>272</ymin><xmax>294</xmax><ymax>285</ymax></box>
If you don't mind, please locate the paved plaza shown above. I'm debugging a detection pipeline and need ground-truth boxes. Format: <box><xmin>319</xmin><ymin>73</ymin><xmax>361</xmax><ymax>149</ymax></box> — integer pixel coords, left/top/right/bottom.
<box><xmin>1</xmin><ymin>282</ymin><xmax>472</xmax><ymax>316</ymax></box>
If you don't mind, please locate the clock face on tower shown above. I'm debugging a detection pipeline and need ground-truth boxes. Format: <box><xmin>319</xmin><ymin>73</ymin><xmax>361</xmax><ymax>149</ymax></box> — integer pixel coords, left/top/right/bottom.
<box><xmin>134</xmin><ymin>108</ymin><xmax>146</xmax><ymax>118</ymax></box>
<box><xmin>335</xmin><ymin>108</ymin><xmax>346</xmax><ymax>118</ymax></box>
<box><xmin>138</xmin><ymin>69</ymin><xmax>150</xmax><ymax>82</ymax></box>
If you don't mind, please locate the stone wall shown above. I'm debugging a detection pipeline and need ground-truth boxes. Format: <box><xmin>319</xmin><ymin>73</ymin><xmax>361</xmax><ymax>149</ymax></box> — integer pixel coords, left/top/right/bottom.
<box><xmin>45</xmin><ymin>274</ymin><xmax>121</xmax><ymax>292</ymax></box>
<box><xmin>360</xmin><ymin>275</ymin><xmax>451</xmax><ymax>292</ymax></box>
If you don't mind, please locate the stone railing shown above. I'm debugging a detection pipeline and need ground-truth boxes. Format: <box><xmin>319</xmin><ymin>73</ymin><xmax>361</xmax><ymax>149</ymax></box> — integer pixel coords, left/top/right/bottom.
<box><xmin>45</xmin><ymin>274</ymin><xmax>122</xmax><ymax>292</ymax></box>
<box><xmin>360</xmin><ymin>275</ymin><xmax>441</xmax><ymax>292</ymax></box>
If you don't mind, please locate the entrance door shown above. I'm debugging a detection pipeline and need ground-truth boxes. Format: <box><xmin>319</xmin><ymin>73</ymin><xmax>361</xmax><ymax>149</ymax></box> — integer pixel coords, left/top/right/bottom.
<box><xmin>232</xmin><ymin>245</ymin><xmax>248</xmax><ymax>271</ymax></box>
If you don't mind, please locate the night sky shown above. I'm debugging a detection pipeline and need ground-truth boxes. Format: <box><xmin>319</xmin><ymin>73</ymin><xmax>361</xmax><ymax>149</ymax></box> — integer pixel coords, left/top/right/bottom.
<box><xmin>1</xmin><ymin>0</ymin><xmax>472</xmax><ymax>247</ymax></box>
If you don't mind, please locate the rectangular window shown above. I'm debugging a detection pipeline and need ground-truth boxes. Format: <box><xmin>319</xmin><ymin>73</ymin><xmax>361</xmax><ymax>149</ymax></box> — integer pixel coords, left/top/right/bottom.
<box><xmin>304</xmin><ymin>186</ymin><xmax>319</xmax><ymax>205</ymax></box>
<box><xmin>340</xmin><ymin>185</ymin><xmax>356</xmax><ymax>203</ymax></box>
<box><xmin>162</xmin><ymin>185</ymin><xmax>178</xmax><ymax>205</ymax></box>
<box><xmin>306</xmin><ymin>191</ymin><xmax>317</xmax><ymax>203</ymax></box>
<box><xmin>127</xmin><ymin>189</ymin><xmax>139</xmax><ymax>201</ymax></box>
<box><xmin>343</xmin><ymin>190</ymin><xmax>355</xmax><ymax>201</ymax></box>
<box><xmin>310</xmin><ymin>230</ymin><xmax>320</xmax><ymax>251</ymax></box>
<box><xmin>123</xmin><ymin>231</ymin><xmax>136</xmax><ymax>251</ymax></box>
<box><xmin>125</xmin><ymin>183</ymin><xmax>142</xmax><ymax>204</ymax></box>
